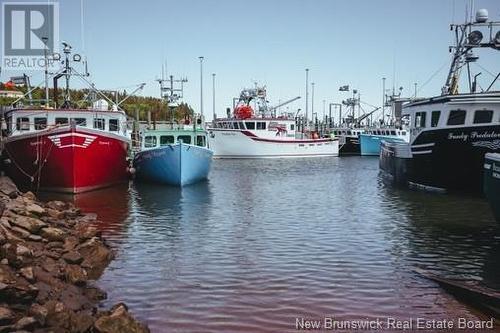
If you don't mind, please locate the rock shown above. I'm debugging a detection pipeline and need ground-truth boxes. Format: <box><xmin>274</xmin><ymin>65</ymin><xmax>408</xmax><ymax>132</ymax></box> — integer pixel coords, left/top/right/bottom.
<box><xmin>62</xmin><ymin>251</ymin><xmax>83</xmax><ymax>265</ymax></box>
<box><xmin>20</xmin><ymin>267</ymin><xmax>34</xmax><ymax>282</ymax></box>
<box><xmin>40</xmin><ymin>227</ymin><xmax>66</xmax><ymax>242</ymax></box>
<box><xmin>65</xmin><ymin>265</ymin><xmax>88</xmax><ymax>285</ymax></box>
<box><xmin>28</xmin><ymin>235</ymin><xmax>42</xmax><ymax>242</ymax></box>
<box><xmin>78</xmin><ymin>213</ymin><xmax>97</xmax><ymax>223</ymax></box>
<box><xmin>47</xmin><ymin>241</ymin><xmax>63</xmax><ymax>249</ymax></box>
<box><xmin>0</xmin><ymin>217</ymin><xmax>9</xmax><ymax>229</ymax></box>
<box><xmin>45</xmin><ymin>201</ymin><xmax>67</xmax><ymax>212</ymax></box>
<box><xmin>10</xmin><ymin>216</ymin><xmax>47</xmax><ymax>234</ymax></box>
<box><xmin>0</xmin><ymin>260</ymin><xmax>6</xmax><ymax>265</ymax></box>
<box><xmin>16</xmin><ymin>244</ymin><xmax>32</xmax><ymax>257</ymax></box>
<box><xmin>14</xmin><ymin>316</ymin><xmax>37</xmax><ymax>330</ymax></box>
<box><xmin>0</xmin><ymin>202</ymin><xmax>5</xmax><ymax>219</ymax></box>
<box><xmin>46</xmin><ymin>208</ymin><xmax>65</xmax><ymax>220</ymax></box>
<box><xmin>94</xmin><ymin>304</ymin><xmax>149</xmax><ymax>333</ymax></box>
<box><xmin>29</xmin><ymin>303</ymin><xmax>48</xmax><ymax>326</ymax></box>
<box><xmin>44</xmin><ymin>250</ymin><xmax>61</xmax><ymax>260</ymax></box>
<box><xmin>76</xmin><ymin>225</ymin><xmax>100</xmax><ymax>241</ymax></box>
<box><xmin>64</xmin><ymin>208</ymin><xmax>81</xmax><ymax>218</ymax></box>
<box><xmin>0</xmin><ymin>306</ymin><xmax>15</xmax><ymax>325</ymax></box>
<box><xmin>10</xmin><ymin>226</ymin><xmax>31</xmax><ymax>239</ymax></box>
<box><xmin>0</xmin><ymin>177</ymin><xmax>19</xmax><ymax>198</ymax></box>
<box><xmin>84</xmin><ymin>287</ymin><xmax>107</xmax><ymax>301</ymax></box>
<box><xmin>25</xmin><ymin>203</ymin><xmax>46</xmax><ymax>216</ymax></box>
<box><xmin>78</xmin><ymin>238</ymin><xmax>113</xmax><ymax>280</ymax></box>
<box><xmin>23</xmin><ymin>191</ymin><xmax>36</xmax><ymax>201</ymax></box>
<box><xmin>0</xmin><ymin>225</ymin><xmax>23</xmax><ymax>243</ymax></box>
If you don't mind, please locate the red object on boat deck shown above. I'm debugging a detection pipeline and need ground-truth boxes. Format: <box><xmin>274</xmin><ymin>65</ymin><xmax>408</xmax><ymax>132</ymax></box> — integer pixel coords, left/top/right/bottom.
<box><xmin>234</xmin><ymin>105</ymin><xmax>253</xmax><ymax>119</ymax></box>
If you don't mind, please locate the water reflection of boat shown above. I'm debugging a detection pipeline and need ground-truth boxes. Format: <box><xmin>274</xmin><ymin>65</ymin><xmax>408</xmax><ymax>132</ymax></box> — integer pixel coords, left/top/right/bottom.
<box><xmin>132</xmin><ymin>181</ymin><xmax>212</xmax><ymax>222</ymax></box>
<box><xmin>37</xmin><ymin>183</ymin><xmax>131</xmax><ymax>235</ymax></box>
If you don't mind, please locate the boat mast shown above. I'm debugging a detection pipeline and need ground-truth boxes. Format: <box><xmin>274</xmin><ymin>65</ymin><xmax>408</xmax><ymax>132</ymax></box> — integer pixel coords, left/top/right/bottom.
<box><xmin>442</xmin><ymin>6</ymin><xmax>500</xmax><ymax>95</ymax></box>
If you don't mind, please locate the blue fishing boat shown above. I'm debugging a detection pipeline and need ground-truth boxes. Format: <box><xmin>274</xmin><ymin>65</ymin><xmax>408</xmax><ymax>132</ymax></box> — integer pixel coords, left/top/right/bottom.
<box><xmin>133</xmin><ymin>125</ymin><xmax>213</xmax><ymax>186</ymax></box>
<box><xmin>359</xmin><ymin>128</ymin><xmax>409</xmax><ymax>156</ymax></box>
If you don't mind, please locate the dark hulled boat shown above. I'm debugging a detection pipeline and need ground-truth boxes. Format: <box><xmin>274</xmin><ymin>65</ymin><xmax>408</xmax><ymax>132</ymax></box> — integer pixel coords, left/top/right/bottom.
<box><xmin>380</xmin><ymin>9</ymin><xmax>500</xmax><ymax>194</ymax></box>
<box><xmin>484</xmin><ymin>153</ymin><xmax>500</xmax><ymax>222</ymax></box>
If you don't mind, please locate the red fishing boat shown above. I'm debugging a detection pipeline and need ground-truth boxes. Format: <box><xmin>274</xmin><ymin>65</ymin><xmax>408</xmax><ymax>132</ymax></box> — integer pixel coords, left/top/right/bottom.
<box><xmin>2</xmin><ymin>43</ymin><xmax>132</xmax><ymax>193</ymax></box>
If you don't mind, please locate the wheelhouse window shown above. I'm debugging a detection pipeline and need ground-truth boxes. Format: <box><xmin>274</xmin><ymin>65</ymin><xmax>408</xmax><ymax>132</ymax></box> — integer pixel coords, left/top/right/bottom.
<box><xmin>414</xmin><ymin>112</ymin><xmax>426</xmax><ymax>128</ymax></box>
<box><xmin>71</xmin><ymin>118</ymin><xmax>87</xmax><ymax>126</ymax></box>
<box><xmin>245</xmin><ymin>122</ymin><xmax>255</xmax><ymax>130</ymax></box>
<box><xmin>257</xmin><ymin>122</ymin><xmax>266</xmax><ymax>130</ymax></box>
<box><xmin>196</xmin><ymin>135</ymin><xmax>206</xmax><ymax>147</ymax></box>
<box><xmin>160</xmin><ymin>135</ymin><xmax>174</xmax><ymax>145</ymax></box>
<box><xmin>431</xmin><ymin>111</ymin><xmax>440</xmax><ymax>127</ymax></box>
<box><xmin>93</xmin><ymin>118</ymin><xmax>105</xmax><ymax>130</ymax></box>
<box><xmin>177</xmin><ymin>135</ymin><xmax>191</xmax><ymax>144</ymax></box>
<box><xmin>447</xmin><ymin>110</ymin><xmax>466</xmax><ymax>126</ymax></box>
<box><xmin>473</xmin><ymin>110</ymin><xmax>493</xmax><ymax>124</ymax></box>
<box><xmin>16</xmin><ymin>117</ymin><xmax>30</xmax><ymax>131</ymax></box>
<box><xmin>232</xmin><ymin>122</ymin><xmax>239</xmax><ymax>129</ymax></box>
<box><xmin>144</xmin><ymin>136</ymin><xmax>157</xmax><ymax>148</ymax></box>
<box><xmin>55</xmin><ymin>117</ymin><xmax>69</xmax><ymax>126</ymax></box>
<box><xmin>109</xmin><ymin>119</ymin><xmax>119</xmax><ymax>131</ymax></box>
<box><xmin>390</xmin><ymin>130</ymin><xmax>396</xmax><ymax>135</ymax></box>
<box><xmin>34</xmin><ymin>117</ymin><xmax>47</xmax><ymax>130</ymax></box>
<box><xmin>290</xmin><ymin>124</ymin><xmax>295</xmax><ymax>131</ymax></box>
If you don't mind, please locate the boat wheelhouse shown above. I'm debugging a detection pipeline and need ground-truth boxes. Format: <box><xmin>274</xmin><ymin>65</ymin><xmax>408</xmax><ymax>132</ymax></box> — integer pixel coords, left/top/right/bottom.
<box><xmin>329</xmin><ymin>128</ymin><xmax>365</xmax><ymax>155</ymax></box>
<box><xmin>208</xmin><ymin>86</ymin><xmax>338</xmax><ymax>158</ymax></box>
<box><xmin>359</xmin><ymin>128</ymin><xmax>409</xmax><ymax>156</ymax></box>
<box><xmin>380</xmin><ymin>9</ymin><xmax>500</xmax><ymax>193</ymax></box>
<box><xmin>1</xmin><ymin>43</ymin><xmax>132</xmax><ymax>193</ymax></box>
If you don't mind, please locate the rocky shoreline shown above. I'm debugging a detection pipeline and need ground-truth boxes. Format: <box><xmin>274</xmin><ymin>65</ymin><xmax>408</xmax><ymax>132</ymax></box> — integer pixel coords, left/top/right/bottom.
<box><xmin>0</xmin><ymin>177</ymin><xmax>149</xmax><ymax>333</ymax></box>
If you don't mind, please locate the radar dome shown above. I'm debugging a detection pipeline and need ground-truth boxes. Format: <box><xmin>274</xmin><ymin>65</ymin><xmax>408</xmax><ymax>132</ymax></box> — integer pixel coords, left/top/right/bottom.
<box><xmin>475</xmin><ymin>9</ymin><xmax>488</xmax><ymax>23</ymax></box>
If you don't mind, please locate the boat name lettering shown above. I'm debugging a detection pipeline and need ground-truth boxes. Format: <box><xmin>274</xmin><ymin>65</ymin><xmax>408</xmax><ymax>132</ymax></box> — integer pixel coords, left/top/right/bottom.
<box><xmin>221</xmin><ymin>132</ymin><xmax>236</xmax><ymax>136</ymax></box>
<box><xmin>448</xmin><ymin>131</ymin><xmax>500</xmax><ymax>142</ymax></box>
<box><xmin>29</xmin><ymin>141</ymin><xmax>43</xmax><ymax>146</ymax></box>
<box><xmin>99</xmin><ymin>141</ymin><xmax>111</xmax><ymax>145</ymax></box>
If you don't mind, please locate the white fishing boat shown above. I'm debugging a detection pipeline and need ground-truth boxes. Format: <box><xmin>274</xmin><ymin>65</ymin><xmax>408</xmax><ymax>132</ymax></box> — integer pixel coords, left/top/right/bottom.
<box><xmin>208</xmin><ymin>86</ymin><xmax>339</xmax><ymax>158</ymax></box>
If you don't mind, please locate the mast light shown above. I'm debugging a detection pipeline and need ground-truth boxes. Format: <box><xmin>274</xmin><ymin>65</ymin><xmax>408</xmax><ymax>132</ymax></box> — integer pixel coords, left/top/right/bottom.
<box><xmin>468</xmin><ymin>30</ymin><xmax>483</xmax><ymax>45</ymax></box>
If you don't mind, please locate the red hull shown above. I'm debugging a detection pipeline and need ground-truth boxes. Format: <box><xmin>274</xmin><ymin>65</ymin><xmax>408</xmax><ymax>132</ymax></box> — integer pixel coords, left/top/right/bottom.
<box><xmin>4</xmin><ymin>127</ymin><xmax>130</xmax><ymax>193</ymax></box>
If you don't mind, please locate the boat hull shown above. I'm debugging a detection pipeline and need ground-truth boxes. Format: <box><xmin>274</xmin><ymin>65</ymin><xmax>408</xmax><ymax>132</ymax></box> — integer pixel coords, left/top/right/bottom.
<box><xmin>484</xmin><ymin>153</ymin><xmax>500</xmax><ymax>222</ymax></box>
<box><xmin>3</xmin><ymin>127</ymin><xmax>130</xmax><ymax>193</ymax></box>
<box><xmin>133</xmin><ymin>143</ymin><xmax>213</xmax><ymax>186</ymax></box>
<box><xmin>380</xmin><ymin>125</ymin><xmax>500</xmax><ymax>193</ymax></box>
<box><xmin>360</xmin><ymin>133</ymin><xmax>405</xmax><ymax>156</ymax></box>
<box><xmin>208</xmin><ymin>129</ymin><xmax>338</xmax><ymax>158</ymax></box>
<box><xmin>339</xmin><ymin>135</ymin><xmax>360</xmax><ymax>156</ymax></box>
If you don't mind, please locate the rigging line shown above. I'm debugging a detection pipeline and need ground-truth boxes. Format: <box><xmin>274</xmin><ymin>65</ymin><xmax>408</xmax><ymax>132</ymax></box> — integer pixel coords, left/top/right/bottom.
<box><xmin>416</xmin><ymin>62</ymin><xmax>448</xmax><ymax>94</ymax></box>
<box><xmin>473</xmin><ymin>63</ymin><xmax>497</xmax><ymax>78</ymax></box>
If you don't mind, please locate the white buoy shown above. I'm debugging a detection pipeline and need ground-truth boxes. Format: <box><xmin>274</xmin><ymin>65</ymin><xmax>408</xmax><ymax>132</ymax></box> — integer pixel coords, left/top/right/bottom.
<box><xmin>476</xmin><ymin>9</ymin><xmax>488</xmax><ymax>23</ymax></box>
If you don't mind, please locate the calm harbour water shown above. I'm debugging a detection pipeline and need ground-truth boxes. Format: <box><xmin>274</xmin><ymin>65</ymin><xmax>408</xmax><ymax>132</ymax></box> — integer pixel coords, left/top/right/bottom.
<box><xmin>49</xmin><ymin>157</ymin><xmax>499</xmax><ymax>332</ymax></box>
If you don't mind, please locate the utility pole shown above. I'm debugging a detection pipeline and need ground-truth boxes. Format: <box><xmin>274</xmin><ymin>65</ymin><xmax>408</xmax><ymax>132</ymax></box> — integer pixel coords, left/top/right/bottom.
<box><xmin>382</xmin><ymin>77</ymin><xmax>386</xmax><ymax>125</ymax></box>
<box><xmin>199</xmin><ymin>56</ymin><xmax>204</xmax><ymax>118</ymax></box>
<box><xmin>311</xmin><ymin>82</ymin><xmax>315</xmax><ymax>122</ymax></box>
<box><xmin>212</xmin><ymin>73</ymin><xmax>216</xmax><ymax>121</ymax></box>
<box><xmin>305</xmin><ymin>68</ymin><xmax>309</xmax><ymax>131</ymax></box>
